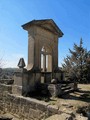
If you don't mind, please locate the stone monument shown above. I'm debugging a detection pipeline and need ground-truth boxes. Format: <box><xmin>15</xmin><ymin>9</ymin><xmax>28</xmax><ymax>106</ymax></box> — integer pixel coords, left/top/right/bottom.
<box><xmin>22</xmin><ymin>19</ymin><xmax>63</xmax><ymax>79</ymax></box>
<box><xmin>12</xmin><ymin>19</ymin><xmax>66</xmax><ymax>96</ymax></box>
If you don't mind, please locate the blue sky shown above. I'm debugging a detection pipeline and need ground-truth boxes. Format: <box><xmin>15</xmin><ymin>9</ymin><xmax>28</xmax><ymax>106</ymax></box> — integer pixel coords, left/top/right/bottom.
<box><xmin>0</xmin><ymin>0</ymin><xmax>90</xmax><ymax>68</ymax></box>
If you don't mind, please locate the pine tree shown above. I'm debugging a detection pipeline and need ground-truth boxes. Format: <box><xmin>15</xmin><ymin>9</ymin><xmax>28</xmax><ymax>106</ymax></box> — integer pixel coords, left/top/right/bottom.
<box><xmin>62</xmin><ymin>38</ymin><xmax>90</xmax><ymax>83</ymax></box>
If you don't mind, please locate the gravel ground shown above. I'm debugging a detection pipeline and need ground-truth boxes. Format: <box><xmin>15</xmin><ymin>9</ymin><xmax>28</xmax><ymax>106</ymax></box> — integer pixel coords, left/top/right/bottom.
<box><xmin>46</xmin><ymin>84</ymin><xmax>90</xmax><ymax>120</ymax></box>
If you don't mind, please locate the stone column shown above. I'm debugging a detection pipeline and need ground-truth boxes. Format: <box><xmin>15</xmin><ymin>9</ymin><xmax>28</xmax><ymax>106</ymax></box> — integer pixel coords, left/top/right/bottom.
<box><xmin>27</xmin><ymin>34</ymin><xmax>34</xmax><ymax>71</ymax></box>
<box><xmin>43</xmin><ymin>54</ymin><xmax>46</xmax><ymax>72</ymax></box>
<box><xmin>48</xmin><ymin>55</ymin><xmax>52</xmax><ymax>72</ymax></box>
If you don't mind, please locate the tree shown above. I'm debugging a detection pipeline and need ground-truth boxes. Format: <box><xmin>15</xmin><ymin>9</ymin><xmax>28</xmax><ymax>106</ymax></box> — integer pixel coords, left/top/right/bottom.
<box><xmin>83</xmin><ymin>50</ymin><xmax>90</xmax><ymax>83</ymax></box>
<box><xmin>62</xmin><ymin>38</ymin><xmax>90</xmax><ymax>83</ymax></box>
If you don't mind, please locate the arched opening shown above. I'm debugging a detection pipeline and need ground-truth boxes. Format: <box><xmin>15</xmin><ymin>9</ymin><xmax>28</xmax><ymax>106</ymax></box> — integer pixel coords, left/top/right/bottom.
<box><xmin>41</xmin><ymin>46</ymin><xmax>52</xmax><ymax>72</ymax></box>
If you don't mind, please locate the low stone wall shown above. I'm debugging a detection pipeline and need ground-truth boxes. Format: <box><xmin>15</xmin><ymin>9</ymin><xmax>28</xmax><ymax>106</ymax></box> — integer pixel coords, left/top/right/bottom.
<box><xmin>4</xmin><ymin>94</ymin><xmax>60</xmax><ymax>119</ymax></box>
<box><xmin>0</xmin><ymin>84</ymin><xmax>12</xmax><ymax>93</ymax></box>
<box><xmin>0</xmin><ymin>83</ymin><xmax>12</xmax><ymax>112</ymax></box>
<box><xmin>0</xmin><ymin>83</ymin><xmax>61</xmax><ymax>120</ymax></box>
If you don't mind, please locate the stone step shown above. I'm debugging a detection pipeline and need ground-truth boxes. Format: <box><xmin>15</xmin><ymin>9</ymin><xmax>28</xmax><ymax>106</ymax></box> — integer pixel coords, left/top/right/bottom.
<box><xmin>61</xmin><ymin>86</ymin><xmax>71</xmax><ymax>91</ymax></box>
<box><xmin>62</xmin><ymin>88</ymin><xmax>74</xmax><ymax>94</ymax></box>
<box><xmin>61</xmin><ymin>84</ymin><xmax>67</xmax><ymax>87</ymax></box>
<box><xmin>59</xmin><ymin>88</ymin><xmax>74</xmax><ymax>96</ymax></box>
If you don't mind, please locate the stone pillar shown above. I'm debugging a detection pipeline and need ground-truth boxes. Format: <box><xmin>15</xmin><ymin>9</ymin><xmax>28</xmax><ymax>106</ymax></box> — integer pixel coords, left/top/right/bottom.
<box><xmin>12</xmin><ymin>70</ymin><xmax>22</xmax><ymax>95</ymax></box>
<box><xmin>43</xmin><ymin>54</ymin><xmax>46</xmax><ymax>72</ymax></box>
<box><xmin>27</xmin><ymin>35</ymin><xmax>34</xmax><ymax>71</ymax></box>
<box><xmin>12</xmin><ymin>58</ymin><xmax>29</xmax><ymax>96</ymax></box>
<box><xmin>48</xmin><ymin>55</ymin><xmax>52</xmax><ymax>72</ymax></box>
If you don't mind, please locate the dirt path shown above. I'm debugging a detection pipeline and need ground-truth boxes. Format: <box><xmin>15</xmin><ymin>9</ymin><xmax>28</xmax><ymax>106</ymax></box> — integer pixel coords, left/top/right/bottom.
<box><xmin>46</xmin><ymin>84</ymin><xmax>90</xmax><ymax>120</ymax></box>
<box><xmin>49</xmin><ymin>84</ymin><xmax>90</xmax><ymax>111</ymax></box>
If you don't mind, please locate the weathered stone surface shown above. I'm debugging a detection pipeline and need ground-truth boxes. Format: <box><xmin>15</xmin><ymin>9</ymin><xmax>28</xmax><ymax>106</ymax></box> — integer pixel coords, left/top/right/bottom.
<box><xmin>48</xmin><ymin>84</ymin><xmax>62</xmax><ymax>97</ymax></box>
<box><xmin>16</xmin><ymin>19</ymin><xmax>64</xmax><ymax>97</ymax></box>
<box><xmin>12</xmin><ymin>85</ymin><xmax>22</xmax><ymax>95</ymax></box>
<box><xmin>28</xmin><ymin>108</ymin><xmax>41</xmax><ymax>119</ymax></box>
<box><xmin>47</xmin><ymin>105</ymin><xmax>59</xmax><ymax>116</ymax></box>
<box><xmin>45</xmin><ymin>113</ymin><xmax>72</xmax><ymax>120</ymax></box>
<box><xmin>22</xmin><ymin>19</ymin><xmax>63</xmax><ymax>72</ymax></box>
<box><xmin>0</xmin><ymin>89</ymin><xmax>63</xmax><ymax>120</ymax></box>
<box><xmin>36</xmin><ymin>101</ymin><xmax>49</xmax><ymax>112</ymax></box>
<box><xmin>0</xmin><ymin>84</ymin><xmax>12</xmax><ymax>93</ymax></box>
<box><xmin>0</xmin><ymin>114</ymin><xmax>13</xmax><ymax>120</ymax></box>
<box><xmin>75</xmin><ymin>114</ymin><xmax>88</xmax><ymax>120</ymax></box>
<box><xmin>0</xmin><ymin>113</ymin><xmax>20</xmax><ymax>120</ymax></box>
<box><xmin>0</xmin><ymin>84</ymin><xmax>82</xmax><ymax>120</ymax></box>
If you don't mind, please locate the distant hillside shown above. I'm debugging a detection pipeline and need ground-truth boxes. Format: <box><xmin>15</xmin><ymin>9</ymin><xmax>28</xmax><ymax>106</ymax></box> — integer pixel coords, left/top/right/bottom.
<box><xmin>0</xmin><ymin>68</ymin><xmax>18</xmax><ymax>79</ymax></box>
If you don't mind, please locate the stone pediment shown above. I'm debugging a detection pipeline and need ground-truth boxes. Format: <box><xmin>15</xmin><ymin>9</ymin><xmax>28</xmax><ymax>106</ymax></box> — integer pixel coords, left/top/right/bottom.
<box><xmin>22</xmin><ymin>19</ymin><xmax>63</xmax><ymax>37</ymax></box>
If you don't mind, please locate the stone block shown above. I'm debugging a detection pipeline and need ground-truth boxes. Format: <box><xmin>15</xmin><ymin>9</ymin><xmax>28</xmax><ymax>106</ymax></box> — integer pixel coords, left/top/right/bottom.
<box><xmin>45</xmin><ymin>113</ymin><xmax>72</xmax><ymax>120</ymax></box>
<box><xmin>47</xmin><ymin>105</ymin><xmax>59</xmax><ymax>116</ymax></box>
<box><xmin>20</xmin><ymin>97</ymin><xmax>27</xmax><ymax>105</ymax></box>
<box><xmin>28</xmin><ymin>108</ymin><xmax>42</xmax><ymax>119</ymax></box>
<box><xmin>14</xmin><ymin>71</ymin><xmax>23</xmax><ymax>86</ymax></box>
<box><xmin>36</xmin><ymin>101</ymin><xmax>49</xmax><ymax>112</ymax></box>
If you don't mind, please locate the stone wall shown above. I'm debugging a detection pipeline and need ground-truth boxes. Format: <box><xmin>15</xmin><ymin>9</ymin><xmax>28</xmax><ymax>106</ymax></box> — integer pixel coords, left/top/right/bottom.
<box><xmin>0</xmin><ymin>83</ymin><xmax>12</xmax><ymax>112</ymax></box>
<box><xmin>0</xmin><ymin>83</ymin><xmax>61</xmax><ymax>120</ymax></box>
<box><xmin>4</xmin><ymin>94</ymin><xmax>60</xmax><ymax>120</ymax></box>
